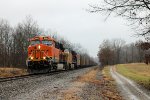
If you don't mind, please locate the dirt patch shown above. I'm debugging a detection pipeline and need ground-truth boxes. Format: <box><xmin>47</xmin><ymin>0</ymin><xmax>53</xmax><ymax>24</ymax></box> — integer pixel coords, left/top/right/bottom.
<box><xmin>61</xmin><ymin>67</ymin><xmax>123</xmax><ymax>100</ymax></box>
<box><xmin>74</xmin><ymin>67</ymin><xmax>102</xmax><ymax>85</ymax></box>
<box><xmin>98</xmin><ymin>75</ymin><xmax>123</xmax><ymax>100</ymax></box>
<box><xmin>0</xmin><ymin>67</ymin><xmax>28</xmax><ymax>78</ymax></box>
<box><xmin>60</xmin><ymin>81</ymin><xmax>85</xmax><ymax>100</ymax></box>
<box><xmin>62</xmin><ymin>68</ymin><xmax>99</xmax><ymax>99</ymax></box>
<box><xmin>62</xmin><ymin>87</ymin><xmax>80</xmax><ymax>100</ymax></box>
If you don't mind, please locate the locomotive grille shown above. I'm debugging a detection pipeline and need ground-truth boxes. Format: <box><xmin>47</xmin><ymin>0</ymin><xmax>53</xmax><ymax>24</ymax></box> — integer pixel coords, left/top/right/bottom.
<box><xmin>32</xmin><ymin>50</ymin><xmax>45</xmax><ymax>59</ymax></box>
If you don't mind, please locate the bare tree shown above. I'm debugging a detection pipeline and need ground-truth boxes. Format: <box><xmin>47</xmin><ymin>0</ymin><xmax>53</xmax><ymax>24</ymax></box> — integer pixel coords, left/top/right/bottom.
<box><xmin>135</xmin><ymin>40</ymin><xmax>145</xmax><ymax>62</ymax></box>
<box><xmin>112</xmin><ymin>39</ymin><xmax>125</xmax><ymax>64</ymax></box>
<box><xmin>97</xmin><ymin>39</ymin><xmax>145</xmax><ymax>66</ymax></box>
<box><xmin>90</xmin><ymin>0</ymin><xmax>150</xmax><ymax>37</ymax></box>
<box><xmin>98</xmin><ymin>40</ymin><xmax>114</xmax><ymax>66</ymax></box>
<box><xmin>12</xmin><ymin>16</ymin><xmax>40</xmax><ymax>67</ymax></box>
<box><xmin>0</xmin><ymin>19</ymin><xmax>12</xmax><ymax>67</ymax></box>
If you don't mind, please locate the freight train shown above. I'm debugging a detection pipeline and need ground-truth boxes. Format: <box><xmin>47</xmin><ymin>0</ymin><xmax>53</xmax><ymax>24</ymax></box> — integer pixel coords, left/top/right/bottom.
<box><xmin>26</xmin><ymin>36</ymin><xmax>96</xmax><ymax>73</ymax></box>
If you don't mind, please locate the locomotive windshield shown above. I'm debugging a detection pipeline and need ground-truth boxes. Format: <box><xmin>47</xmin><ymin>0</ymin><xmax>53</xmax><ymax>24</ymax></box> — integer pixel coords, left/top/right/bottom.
<box><xmin>30</xmin><ymin>40</ymin><xmax>40</xmax><ymax>45</ymax></box>
<box><xmin>42</xmin><ymin>40</ymin><xmax>52</xmax><ymax>46</ymax></box>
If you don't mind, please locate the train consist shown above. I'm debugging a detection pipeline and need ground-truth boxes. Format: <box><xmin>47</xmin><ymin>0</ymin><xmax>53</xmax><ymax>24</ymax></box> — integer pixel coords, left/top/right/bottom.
<box><xmin>26</xmin><ymin>36</ymin><xmax>96</xmax><ymax>73</ymax></box>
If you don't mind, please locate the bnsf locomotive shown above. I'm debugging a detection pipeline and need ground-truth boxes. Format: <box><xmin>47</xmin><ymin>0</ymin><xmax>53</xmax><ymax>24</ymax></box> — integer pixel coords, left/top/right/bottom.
<box><xmin>26</xmin><ymin>36</ymin><xmax>96</xmax><ymax>73</ymax></box>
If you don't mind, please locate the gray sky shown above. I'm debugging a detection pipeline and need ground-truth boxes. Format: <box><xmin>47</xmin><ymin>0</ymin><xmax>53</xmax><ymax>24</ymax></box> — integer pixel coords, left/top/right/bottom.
<box><xmin>0</xmin><ymin>0</ymin><xmax>143</xmax><ymax>57</ymax></box>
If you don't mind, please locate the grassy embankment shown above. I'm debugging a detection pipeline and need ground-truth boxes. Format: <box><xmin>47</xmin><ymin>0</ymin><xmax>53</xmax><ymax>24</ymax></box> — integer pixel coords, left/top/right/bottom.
<box><xmin>0</xmin><ymin>67</ymin><xmax>28</xmax><ymax>78</ymax></box>
<box><xmin>116</xmin><ymin>63</ymin><xmax>150</xmax><ymax>90</ymax></box>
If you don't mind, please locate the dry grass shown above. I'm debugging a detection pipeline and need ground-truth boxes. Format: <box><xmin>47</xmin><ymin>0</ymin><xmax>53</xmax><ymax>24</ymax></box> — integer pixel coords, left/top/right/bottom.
<box><xmin>62</xmin><ymin>67</ymin><xmax>123</xmax><ymax>100</ymax></box>
<box><xmin>116</xmin><ymin>63</ymin><xmax>150</xmax><ymax>90</ymax></box>
<box><xmin>103</xmin><ymin>66</ymin><xmax>115</xmax><ymax>83</ymax></box>
<box><xmin>75</xmin><ymin>67</ymin><xmax>102</xmax><ymax>85</ymax></box>
<box><xmin>0</xmin><ymin>67</ymin><xmax>28</xmax><ymax>78</ymax></box>
<box><xmin>61</xmin><ymin>68</ymin><xmax>99</xmax><ymax>100</ymax></box>
<box><xmin>102</xmin><ymin>66</ymin><xmax>123</xmax><ymax>100</ymax></box>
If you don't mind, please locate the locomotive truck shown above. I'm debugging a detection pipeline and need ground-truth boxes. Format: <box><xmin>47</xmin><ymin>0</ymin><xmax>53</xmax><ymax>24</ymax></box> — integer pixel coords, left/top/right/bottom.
<box><xmin>26</xmin><ymin>36</ymin><xmax>96</xmax><ymax>73</ymax></box>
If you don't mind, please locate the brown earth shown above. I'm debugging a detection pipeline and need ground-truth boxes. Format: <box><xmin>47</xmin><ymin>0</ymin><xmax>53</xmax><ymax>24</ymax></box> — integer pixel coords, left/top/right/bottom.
<box><xmin>61</xmin><ymin>67</ymin><xmax>123</xmax><ymax>100</ymax></box>
<box><xmin>0</xmin><ymin>67</ymin><xmax>27</xmax><ymax>78</ymax></box>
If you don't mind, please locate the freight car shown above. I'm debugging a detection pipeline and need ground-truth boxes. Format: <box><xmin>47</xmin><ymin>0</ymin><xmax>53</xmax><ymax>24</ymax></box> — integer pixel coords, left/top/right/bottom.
<box><xmin>26</xmin><ymin>36</ymin><xmax>96</xmax><ymax>73</ymax></box>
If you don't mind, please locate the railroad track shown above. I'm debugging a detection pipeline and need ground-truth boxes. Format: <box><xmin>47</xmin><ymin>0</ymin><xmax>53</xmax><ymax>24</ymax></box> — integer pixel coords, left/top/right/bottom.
<box><xmin>0</xmin><ymin>70</ymin><xmax>66</xmax><ymax>83</ymax></box>
<box><xmin>0</xmin><ymin>66</ymin><xmax>93</xmax><ymax>83</ymax></box>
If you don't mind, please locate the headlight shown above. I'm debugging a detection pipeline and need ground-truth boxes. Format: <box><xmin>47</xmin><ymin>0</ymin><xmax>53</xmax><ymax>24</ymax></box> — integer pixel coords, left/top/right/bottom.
<box><xmin>31</xmin><ymin>57</ymin><xmax>33</xmax><ymax>60</ymax></box>
<box><xmin>43</xmin><ymin>57</ymin><xmax>46</xmax><ymax>59</ymax></box>
<box><xmin>38</xmin><ymin>45</ymin><xmax>41</xmax><ymax>49</ymax></box>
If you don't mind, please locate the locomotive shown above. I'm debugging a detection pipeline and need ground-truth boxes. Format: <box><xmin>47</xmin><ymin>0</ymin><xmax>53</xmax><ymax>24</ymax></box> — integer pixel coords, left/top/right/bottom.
<box><xmin>26</xmin><ymin>36</ymin><xmax>96</xmax><ymax>73</ymax></box>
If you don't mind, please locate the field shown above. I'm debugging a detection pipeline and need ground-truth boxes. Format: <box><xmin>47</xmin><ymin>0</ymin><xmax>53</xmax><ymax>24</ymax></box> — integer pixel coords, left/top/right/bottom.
<box><xmin>0</xmin><ymin>67</ymin><xmax>28</xmax><ymax>78</ymax></box>
<box><xmin>116</xmin><ymin>63</ymin><xmax>150</xmax><ymax>90</ymax></box>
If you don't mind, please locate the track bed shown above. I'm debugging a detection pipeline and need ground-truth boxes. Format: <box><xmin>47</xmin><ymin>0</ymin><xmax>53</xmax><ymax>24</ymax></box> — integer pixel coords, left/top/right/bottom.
<box><xmin>0</xmin><ymin>66</ymin><xmax>122</xmax><ymax>100</ymax></box>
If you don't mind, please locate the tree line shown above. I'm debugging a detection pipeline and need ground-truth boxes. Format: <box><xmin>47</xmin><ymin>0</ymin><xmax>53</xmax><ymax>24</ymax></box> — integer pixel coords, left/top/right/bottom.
<box><xmin>98</xmin><ymin>39</ymin><xmax>145</xmax><ymax>66</ymax></box>
<box><xmin>0</xmin><ymin>17</ymin><xmax>91</xmax><ymax>68</ymax></box>
<box><xmin>90</xmin><ymin>0</ymin><xmax>150</xmax><ymax>66</ymax></box>
<box><xmin>0</xmin><ymin>17</ymin><xmax>40</xmax><ymax>67</ymax></box>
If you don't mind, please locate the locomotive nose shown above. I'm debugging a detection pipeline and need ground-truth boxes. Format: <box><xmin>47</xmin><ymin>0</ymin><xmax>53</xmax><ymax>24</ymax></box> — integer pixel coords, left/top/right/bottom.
<box><xmin>34</xmin><ymin>45</ymin><xmax>41</xmax><ymax>50</ymax></box>
<box><xmin>29</xmin><ymin>44</ymin><xmax>51</xmax><ymax>60</ymax></box>
<box><xmin>38</xmin><ymin>45</ymin><xmax>41</xmax><ymax>49</ymax></box>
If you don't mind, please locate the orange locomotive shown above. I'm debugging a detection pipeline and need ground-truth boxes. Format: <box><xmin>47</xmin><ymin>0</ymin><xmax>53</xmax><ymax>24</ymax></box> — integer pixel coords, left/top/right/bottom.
<box><xmin>26</xmin><ymin>36</ymin><xmax>78</xmax><ymax>73</ymax></box>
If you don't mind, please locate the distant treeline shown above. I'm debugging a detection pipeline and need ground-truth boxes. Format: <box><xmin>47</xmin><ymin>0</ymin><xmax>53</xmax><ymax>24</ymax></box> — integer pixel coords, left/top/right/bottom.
<box><xmin>0</xmin><ymin>16</ymin><xmax>91</xmax><ymax>68</ymax></box>
<box><xmin>98</xmin><ymin>39</ymin><xmax>145</xmax><ymax>66</ymax></box>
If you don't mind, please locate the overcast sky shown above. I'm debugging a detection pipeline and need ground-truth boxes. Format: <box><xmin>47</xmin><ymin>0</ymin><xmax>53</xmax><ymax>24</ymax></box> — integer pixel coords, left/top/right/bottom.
<box><xmin>0</xmin><ymin>0</ymin><xmax>143</xmax><ymax>57</ymax></box>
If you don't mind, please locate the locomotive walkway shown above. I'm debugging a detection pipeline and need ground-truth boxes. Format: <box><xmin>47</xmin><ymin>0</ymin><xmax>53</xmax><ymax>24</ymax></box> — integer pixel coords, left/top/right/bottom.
<box><xmin>110</xmin><ymin>66</ymin><xmax>150</xmax><ymax>100</ymax></box>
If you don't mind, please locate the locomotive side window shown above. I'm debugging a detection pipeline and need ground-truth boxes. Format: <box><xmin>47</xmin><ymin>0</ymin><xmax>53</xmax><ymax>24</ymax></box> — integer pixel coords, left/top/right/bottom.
<box><xmin>42</xmin><ymin>40</ymin><xmax>52</xmax><ymax>46</ymax></box>
<box><xmin>30</xmin><ymin>40</ymin><xmax>40</xmax><ymax>45</ymax></box>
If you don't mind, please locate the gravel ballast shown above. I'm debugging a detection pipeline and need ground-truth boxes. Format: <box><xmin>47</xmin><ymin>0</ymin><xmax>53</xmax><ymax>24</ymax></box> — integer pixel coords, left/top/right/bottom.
<box><xmin>0</xmin><ymin>66</ymin><xmax>123</xmax><ymax>100</ymax></box>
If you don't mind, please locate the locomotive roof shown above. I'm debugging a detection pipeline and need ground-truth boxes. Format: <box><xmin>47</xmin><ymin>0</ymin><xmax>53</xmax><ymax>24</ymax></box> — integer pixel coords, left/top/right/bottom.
<box><xmin>30</xmin><ymin>36</ymin><xmax>56</xmax><ymax>41</ymax></box>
